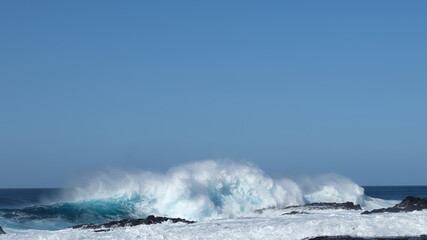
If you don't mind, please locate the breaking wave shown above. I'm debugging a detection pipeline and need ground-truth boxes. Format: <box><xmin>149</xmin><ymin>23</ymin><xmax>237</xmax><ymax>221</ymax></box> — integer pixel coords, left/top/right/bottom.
<box><xmin>0</xmin><ymin>160</ymin><xmax>396</xmax><ymax>230</ymax></box>
<box><xmin>64</xmin><ymin>160</ymin><xmax>379</xmax><ymax>220</ymax></box>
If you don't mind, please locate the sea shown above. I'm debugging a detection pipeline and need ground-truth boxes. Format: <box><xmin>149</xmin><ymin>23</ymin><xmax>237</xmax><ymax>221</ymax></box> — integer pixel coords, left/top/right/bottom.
<box><xmin>0</xmin><ymin>160</ymin><xmax>426</xmax><ymax>240</ymax></box>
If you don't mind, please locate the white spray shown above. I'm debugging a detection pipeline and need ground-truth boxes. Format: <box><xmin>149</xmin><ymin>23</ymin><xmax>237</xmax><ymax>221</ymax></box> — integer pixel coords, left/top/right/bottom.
<box><xmin>67</xmin><ymin>160</ymin><xmax>371</xmax><ymax>220</ymax></box>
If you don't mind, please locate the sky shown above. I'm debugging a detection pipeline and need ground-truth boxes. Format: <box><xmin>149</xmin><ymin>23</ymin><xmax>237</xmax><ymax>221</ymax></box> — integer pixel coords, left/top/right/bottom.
<box><xmin>1</xmin><ymin>1</ymin><xmax>426</xmax><ymax>187</ymax></box>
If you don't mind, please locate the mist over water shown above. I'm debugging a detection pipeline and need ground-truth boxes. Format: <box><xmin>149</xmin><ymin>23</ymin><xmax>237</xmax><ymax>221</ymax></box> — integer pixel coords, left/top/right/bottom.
<box><xmin>0</xmin><ymin>160</ymin><xmax>405</xmax><ymax>232</ymax></box>
<box><xmin>0</xmin><ymin>160</ymin><xmax>399</xmax><ymax>231</ymax></box>
<box><xmin>62</xmin><ymin>160</ymin><xmax>372</xmax><ymax>220</ymax></box>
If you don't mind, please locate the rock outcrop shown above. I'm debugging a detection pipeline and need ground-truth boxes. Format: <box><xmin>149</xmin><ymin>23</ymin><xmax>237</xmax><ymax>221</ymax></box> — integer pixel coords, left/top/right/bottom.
<box><xmin>71</xmin><ymin>215</ymin><xmax>195</xmax><ymax>232</ymax></box>
<box><xmin>362</xmin><ymin>196</ymin><xmax>427</xmax><ymax>214</ymax></box>
<box><xmin>304</xmin><ymin>202</ymin><xmax>362</xmax><ymax>210</ymax></box>
<box><xmin>257</xmin><ymin>201</ymin><xmax>362</xmax><ymax>214</ymax></box>
<box><xmin>0</xmin><ymin>226</ymin><xmax>6</xmax><ymax>234</ymax></box>
<box><xmin>308</xmin><ymin>235</ymin><xmax>427</xmax><ymax>240</ymax></box>
<box><xmin>283</xmin><ymin>211</ymin><xmax>308</xmax><ymax>215</ymax></box>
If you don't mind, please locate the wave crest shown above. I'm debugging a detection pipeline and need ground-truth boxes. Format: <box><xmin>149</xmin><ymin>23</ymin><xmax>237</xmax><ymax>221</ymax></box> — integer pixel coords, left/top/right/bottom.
<box><xmin>65</xmin><ymin>160</ymin><xmax>367</xmax><ymax>220</ymax></box>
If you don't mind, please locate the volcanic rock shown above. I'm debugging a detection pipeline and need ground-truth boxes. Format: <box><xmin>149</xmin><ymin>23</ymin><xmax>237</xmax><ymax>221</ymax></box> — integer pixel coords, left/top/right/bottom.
<box><xmin>308</xmin><ymin>235</ymin><xmax>427</xmax><ymax>240</ymax></box>
<box><xmin>71</xmin><ymin>215</ymin><xmax>195</xmax><ymax>231</ymax></box>
<box><xmin>256</xmin><ymin>201</ymin><xmax>361</xmax><ymax>214</ymax></box>
<box><xmin>362</xmin><ymin>196</ymin><xmax>427</xmax><ymax>214</ymax></box>
<box><xmin>304</xmin><ymin>202</ymin><xmax>362</xmax><ymax>210</ymax></box>
<box><xmin>283</xmin><ymin>211</ymin><xmax>308</xmax><ymax>215</ymax></box>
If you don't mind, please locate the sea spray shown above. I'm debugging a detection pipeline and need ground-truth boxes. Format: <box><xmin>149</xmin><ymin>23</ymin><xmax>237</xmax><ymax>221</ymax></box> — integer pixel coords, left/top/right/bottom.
<box><xmin>64</xmin><ymin>160</ymin><xmax>368</xmax><ymax>220</ymax></box>
<box><xmin>0</xmin><ymin>160</ymin><xmax>400</xmax><ymax>231</ymax></box>
<box><xmin>299</xmin><ymin>174</ymin><xmax>365</xmax><ymax>204</ymax></box>
<box><xmin>66</xmin><ymin>160</ymin><xmax>301</xmax><ymax>220</ymax></box>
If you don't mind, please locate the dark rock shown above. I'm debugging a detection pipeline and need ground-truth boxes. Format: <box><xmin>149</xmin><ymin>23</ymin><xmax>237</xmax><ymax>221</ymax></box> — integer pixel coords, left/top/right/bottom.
<box><xmin>307</xmin><ymin>236</ymin><xmax>427</xmax><ymax>240</ymax></box>
<box><xmin>71</xmin><ymin>215</ymin><xmax>195</xmax><ymax>231</ymax></box>
<box><xmin>257</xmin><ymin>201</ymin><xmax>362</xmax><ymax>214</ymax></box>
<box><xmin>282</xmin><ymin>201</ymin><xmax>362</xmax><ymax>211</ymax></box>
<box><xmin>308</xmin><ymin>236</ymin><xmax>364</xmax><ymax>240</ymax></box>
<box><xmin>304</xmin><ymin>202</ymin><xmax>362</xmax><ymax>210</ymax></box>
<box><xmin>0</xmin><ymin>226</ymin><xmax>5</xmax><ymax>234</ymax></box>
<box><xmin>283</xmin><ymin>211</ymin><xmax>308</xmax><ymax>215</ymax></box>
<box><xmin>395</xmin><ymin>196</ymin><xmax>427</xmax><ymax>210</ymax></box>
<box><xmin>362</xmin><ymin>196</ymin><xmax>427</xmax><ymax>214</ymax></box>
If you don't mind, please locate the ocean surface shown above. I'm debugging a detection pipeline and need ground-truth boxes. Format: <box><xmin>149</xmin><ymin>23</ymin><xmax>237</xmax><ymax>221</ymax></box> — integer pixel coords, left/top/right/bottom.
<box><xmin>0</xmin><ymin>161</ymin><xmax>426</xmax><ymax>239</ymax></box>
<box><xmin>363</xmin><ymin>186</ymin><xmax>427</xmax><ymax>200</ymax></box>
<box><xmin>1</xmin><ymin>186</ymin><xmax>426</xmax><ymax>210</ymax></box>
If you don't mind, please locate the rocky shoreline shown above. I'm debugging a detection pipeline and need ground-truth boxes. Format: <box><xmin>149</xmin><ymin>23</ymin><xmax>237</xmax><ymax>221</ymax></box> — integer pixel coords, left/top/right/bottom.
<box><xmin>257</xmin><ymin>196</ymin><xmax>426</xmax><ymax>215</ymax></box>
<box><xmin>362</xmin><ymin>196</ymin><xmax>427</xmax><ymax>214</ymax></box>
<box><xmin>71</xmin><ymin>215</ymin><xmax>196</xmax><ymax>232</ymax></box>
<box><xmin>307</xmin><ymin>235</ymin><xmax>427</xmax><ymax>240</ymax></box>
<box><xmin>0</xmin><ymin>196</ymin><xmax>410</xmax><ymax>236</ymax></box>
<box><xmin>67</xmin><ymin>196</ymin><xmax>426</xmax><ymax>233</ymax></box>
<box><xmin>256</xmin><ymin>201</ymin><xmax>362</xmax><ymax>214</ymax></box>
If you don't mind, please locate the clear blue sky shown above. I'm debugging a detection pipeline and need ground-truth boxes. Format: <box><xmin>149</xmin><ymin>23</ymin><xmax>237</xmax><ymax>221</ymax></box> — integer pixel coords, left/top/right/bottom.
<box><xmin>1</xmin><ymin>1</ymin><xmax>426</xmax><ymax>187</ymax></box>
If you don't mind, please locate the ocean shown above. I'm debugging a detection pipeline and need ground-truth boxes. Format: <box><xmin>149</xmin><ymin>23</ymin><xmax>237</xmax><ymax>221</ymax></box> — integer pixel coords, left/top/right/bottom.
<box><xmin>363</xmin><ymin>186</ymin><xmax>427</xmax><ymax>201</ymax></box>
<box><xmin>0</xmin><ymin>161</ymin><xmax>426</xmax><ymax>239</ymax></box>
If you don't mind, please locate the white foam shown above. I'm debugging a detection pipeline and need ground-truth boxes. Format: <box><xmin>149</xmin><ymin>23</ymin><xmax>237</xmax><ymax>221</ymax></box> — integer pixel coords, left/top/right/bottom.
<box><xmin>61</xmin><ymin>160</ymin><xmax>395</xmax><ymax>220</ymax></box>
<box><xmin>2</xmin><ymin>160</ymin><xmax>422</xmax><ymax>239</ymax></box>
<box><xmin>362</xmin><ymin>196</ymin><xmax>399</xmax><ymax>211</ymax></box>
<box><xmin>299</xmin><ymin>174</ymin><xmax>365</xmax><ymax>204</ymax></box>
<box><xmin>2</xmin><ymin>210</ymin><xmax>426</xmax><ymax>240</ymax></box>
<box><xmin>67</xmin><ymin>160</ymin><xmax>304</xmax><ymax>220</ymax></box>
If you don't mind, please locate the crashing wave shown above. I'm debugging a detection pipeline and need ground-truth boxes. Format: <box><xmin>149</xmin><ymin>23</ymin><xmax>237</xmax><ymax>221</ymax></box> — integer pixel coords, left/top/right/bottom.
<box><xmin>62</xmin><ymin>160</ymin><xmax>379</xmax><ymax>220</ymax></box>
<box><xmin>1</xmin><ymin>160</ymin><xmax>397</xmax><ymax>231</ymax></box>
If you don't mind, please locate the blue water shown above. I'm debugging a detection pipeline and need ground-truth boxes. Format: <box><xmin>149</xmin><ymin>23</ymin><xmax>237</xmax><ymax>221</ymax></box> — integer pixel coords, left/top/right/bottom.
<box><xmin>0</xmin><ymin>189</ymin><xmax>139</xmax><ymax>230</ymax></box>
<box><xmin>0</xmin><ymin>188</ymin><xmax>61</xmax><ymax>209</ymax></box>
<box><xmin>0</xmin><ymin>186</ymin><xmax>426</xmax><ymax>231</ymax></box>
<box><xmin>364</xmin><ymin>186</ymin><xmax>427</xmax><ymax>200</ymax></box>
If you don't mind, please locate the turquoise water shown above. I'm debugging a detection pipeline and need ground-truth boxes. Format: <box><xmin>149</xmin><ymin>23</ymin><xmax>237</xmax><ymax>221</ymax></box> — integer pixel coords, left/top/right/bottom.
<box><xmin>0</xmin><ymin>186</ymin><xmax>426</xmax><ymax>231</ymax></box>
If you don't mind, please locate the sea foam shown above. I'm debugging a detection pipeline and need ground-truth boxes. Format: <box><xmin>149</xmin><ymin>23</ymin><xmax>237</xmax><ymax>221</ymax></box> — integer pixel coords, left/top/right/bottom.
<box><xmin>3</xmin><ymin>210</ymin><xmax>426</xmax><ymax>240</ymax></box>
<box><xmin>63</xmin><ymin>160</ymin><xmax>382</xmax><ymax>220</ymax></box>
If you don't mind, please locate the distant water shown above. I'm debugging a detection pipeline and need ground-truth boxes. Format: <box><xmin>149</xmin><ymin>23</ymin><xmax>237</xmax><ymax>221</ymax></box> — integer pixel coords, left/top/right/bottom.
<box><xmin>1</xmin><ymin>186</ymin><xmax>426</xmax><ymax>210</ymax></box>
<box><xmin>0</xmin><ymin>188</ymin><xmax>61</xmax><ymax>209</ymax></box>
<box><xmin>363</xmin><ymin>186</ymin><xmax>427</xmax><ymax>200</ymax></box>
<box><xmin>0</xmin><ymin>186</ymin><xmax>426</xmax><ymax>234</ymax></box>
<box><xmin>0</xmin><ymin>162</ymin><xmax>425</xmax><ymax>239</ymax></box>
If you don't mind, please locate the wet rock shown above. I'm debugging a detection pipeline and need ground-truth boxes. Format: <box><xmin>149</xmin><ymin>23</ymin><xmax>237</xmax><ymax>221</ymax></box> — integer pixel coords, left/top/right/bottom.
<box><xmin>307</xmin><ymin>235</ymin><xmax>427</xmax><ymax>240</ymax></box>
<box><xmin>257</xmin><ymin>201</ymin><xmax>361</xmax><ymax>214</ymax></box>
<box><xmin>362</xmin><ymin>196</ymin><xmax>427</xmax><ymax>214</ymax></box>
<box><xmin>283</xmin><ymin>211</ymin><xmax>308</xmax><ymax>215</ymax></box>
<box><xmin>308</xmin><ymin>236</ymin><xmax>364</xmax><ymax>240</ymax></box>
<box><xmin>0</xmin><ymin>226</ymin><xmax>5</xmax><ymax>234</ymax></box>
<box><xmin>304</xmin><ymin>202</ymin><xmax>362</xmax><ymax>210</ymax></box>
<box><xmin>71</xmin><ymin>215</ymin><xmax>195</xmax><ymax>231</ymax></box>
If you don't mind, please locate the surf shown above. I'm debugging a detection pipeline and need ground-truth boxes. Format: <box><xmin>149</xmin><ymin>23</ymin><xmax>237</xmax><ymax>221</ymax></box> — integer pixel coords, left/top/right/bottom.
<box><xmin>0</xmin><ymin>160</ymin><xmax>398</xmax><ymax>231</ymax></box>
